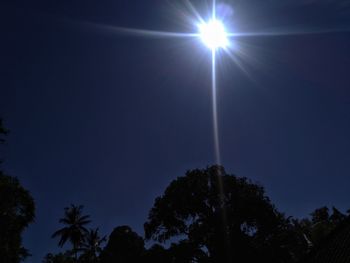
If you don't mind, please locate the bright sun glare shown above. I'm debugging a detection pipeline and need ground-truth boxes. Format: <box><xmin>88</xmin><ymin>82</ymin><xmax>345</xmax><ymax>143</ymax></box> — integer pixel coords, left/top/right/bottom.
<box><xmin>199</xmin><ymin>19</ymin><xmax>229</xmax><ymax>50</ymax></box>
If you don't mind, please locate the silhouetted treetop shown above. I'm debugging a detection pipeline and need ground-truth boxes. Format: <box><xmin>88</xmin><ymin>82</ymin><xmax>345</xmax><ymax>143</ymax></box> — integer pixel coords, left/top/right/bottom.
<box><xmin>100</xmin><ymin>225</ymin><xmax>144</xmax><ymax>263</ymax></box>
<box><xmin>0</xmin><ymin>119</ymin><xmax>35</xmax><ymax>262</ymax></box>
<box><xmin>0</xmin><ymin>172</ymin><xmax>35</xmax><ymax>262</ymax></box>
<box><xmin>144</xmin><ymin>165</ymin><xmax>300</xmax><ymax>262</ymax></box>
<box><xmin>145</xmin><ymin>165</ymin><xmax>282</xmax><ymax>240</ymax></box>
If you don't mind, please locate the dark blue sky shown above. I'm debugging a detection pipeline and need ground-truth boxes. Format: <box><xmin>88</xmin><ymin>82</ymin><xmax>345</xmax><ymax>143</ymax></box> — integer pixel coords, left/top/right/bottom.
<box><xmin>1</xmin><ymin>0</ymin><xmax>350</xmax><ymax>261</ymax></box>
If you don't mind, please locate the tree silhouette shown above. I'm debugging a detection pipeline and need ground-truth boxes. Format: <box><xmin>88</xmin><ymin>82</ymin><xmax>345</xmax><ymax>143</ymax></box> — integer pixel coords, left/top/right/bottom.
<box><xmin>0</xmin><ymin>172</ymin><xmax>35</xmax><ymax>262</ymax></box>
<box><xmin>79</xmin><ymin>228</ymin><xmax>106</xmax><ymax>263</ymax></box>
<box><xmin>52</xmin><ymin>205</ymin><xmax>91</xmax><ymax>261</ymax></box>
<box><xmin>0</xmin><ymin>119</ymin><xmax>35</xmax><ymax>262</ymax></box>
<box><xmin>144</xmin><ymin>165</ymin><xmax>301</xmax><ymax>263</ymax></box>
<box><xmin>100</xmin><ymin>226</ymin><xmax>144</xmax><ymax>263</ymax></box>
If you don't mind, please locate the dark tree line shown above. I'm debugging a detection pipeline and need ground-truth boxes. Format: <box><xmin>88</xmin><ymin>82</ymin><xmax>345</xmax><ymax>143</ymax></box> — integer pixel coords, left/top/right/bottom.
<box><xmin>45</xmin><ymin>166</ymin><xmax>350</xmax><ymax>263</ymax></box>
<box><xmin>0</xmin><ymin>118</ymin><xmax>349</xmax><ymax>263</ymax></box>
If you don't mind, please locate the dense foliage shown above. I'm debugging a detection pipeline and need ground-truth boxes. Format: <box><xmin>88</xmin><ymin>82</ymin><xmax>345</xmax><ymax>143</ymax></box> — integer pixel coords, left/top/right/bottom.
<box><xmin>145</xmin><ymin>166</ymin><xmax>306</xmax><ymax>263</ymax></box>
<box><xmin>0</xmin><ymin>119</ymin><xmax>35</xmax><ymax>263</ymax></box>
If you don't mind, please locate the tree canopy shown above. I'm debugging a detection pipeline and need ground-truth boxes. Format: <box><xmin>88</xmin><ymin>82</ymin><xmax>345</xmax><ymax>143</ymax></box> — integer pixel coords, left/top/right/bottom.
<box><xmin>0</xmin><ymin>120</ymin><xmax>35</xmax><ymax>263</ymax></box>
<box><xmin>100</xmin><ymin>226</ymin><xmax>145</xmax><ymax>263</ymax></box>
<box><xmin>144</xmin><ymin>165</ymin><xmax>307</xmax><ymax>262</ymax></box>
<box><xmin>297</xmin><ymin>206</ymin><xmax>349</xmax><ymax>248</ymax></box>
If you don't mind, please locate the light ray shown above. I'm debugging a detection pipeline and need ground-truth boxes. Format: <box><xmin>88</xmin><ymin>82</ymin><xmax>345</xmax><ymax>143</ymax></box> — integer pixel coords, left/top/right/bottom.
<box><xmin>211</xmin><ymin>2</ymin><xmax>230</xmax><ymax>256</ymax></box>
<box><xmin>211</xmin><ymin>49</ymin><xmax>221</xmax><ymax>165</ymax></box>
<box><xmin>83</xmin><ymin>21</ymin><xmax>199</xmax><ymax>38</ymax></box>
<box><xmin>213</xmin><ymin>0</ymin><xmax>216</xmax><ymax>19</ymax></box>
<box><xmin>184</xmin><ymin>0</ymin><xmax>205</xmax><ymax>24</ymax></box>
<box><xmin>228</xmin><ymin>27</ymin><xmax>350</xmax><ymax>38</ymax></box>
<box><xmin>106</xmin><ymin>25</ymin><xmax>199</xmax><ymax>38</ymax></box>
<box><xmin>224</xmin><ymin>48</ymin><xmax>255</xmax><ymax>82</ymax></box>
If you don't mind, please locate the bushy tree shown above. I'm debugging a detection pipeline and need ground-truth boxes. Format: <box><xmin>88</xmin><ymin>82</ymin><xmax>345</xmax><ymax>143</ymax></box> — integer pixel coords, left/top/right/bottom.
<box><xmin>0</xmin><ymin>119</ymin><xmax>35</xmax><ymax>262</ymax></box>
<box><xmin>0</xmin><ymin>173</ymin><xmax>35</xmax><ymax>262</ymax></box>
<box><xmin>100</xmin><ymin>226</ymin><xmax>144</xmax><ymax>263</ymax></box>
<box><xmin>144</xmin><ymin>165</ymin><xmax>303</xmax><ymax>263</ymax></box>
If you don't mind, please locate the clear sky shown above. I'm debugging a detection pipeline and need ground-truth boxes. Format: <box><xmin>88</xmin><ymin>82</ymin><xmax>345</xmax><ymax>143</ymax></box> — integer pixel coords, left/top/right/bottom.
<box><xmin>1</xmin><ymin>0</ymin><xmax>350</xmax><ymax>262</ymax></box>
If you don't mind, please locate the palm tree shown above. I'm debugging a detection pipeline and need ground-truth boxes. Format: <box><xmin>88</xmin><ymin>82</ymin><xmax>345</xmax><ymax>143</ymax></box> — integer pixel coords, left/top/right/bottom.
<box><xmin>52</xmin><ymin>204</ymin><xmax>91</xmax><ymax>261</ymax></box>
<box><xmin>79</xmin><ymin>228</ymin><xmax>106</xmax><ymax>262</ymax></box>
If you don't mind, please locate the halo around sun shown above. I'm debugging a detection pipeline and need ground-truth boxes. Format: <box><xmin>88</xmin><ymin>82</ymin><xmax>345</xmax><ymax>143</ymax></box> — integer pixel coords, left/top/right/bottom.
<box><xmin>199</xmin><ymin>19</ymin><xmax>229</xmax><ymax>50</ymax></box>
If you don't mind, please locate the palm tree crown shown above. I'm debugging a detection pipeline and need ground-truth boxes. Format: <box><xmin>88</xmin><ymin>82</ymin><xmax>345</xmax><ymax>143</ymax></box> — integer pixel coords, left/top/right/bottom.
<box><xmin>52</xmin><ymin>204</ymin><xmax>91</xmax><ymax>251</ymax></box>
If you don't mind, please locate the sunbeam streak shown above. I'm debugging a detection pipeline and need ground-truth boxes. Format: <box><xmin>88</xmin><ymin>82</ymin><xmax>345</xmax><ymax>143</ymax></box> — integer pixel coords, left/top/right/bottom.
<box><xmin>84</xmin><ymin>21</ymin><xmax>199</xmax><ymax>38</ymax></box>
<box><xmin>228</xmin><ymin>27</ymin><xmax>350</xmax><ymax>38</ymax></box>
<box><xmin>184</xmin><ymin>0</ymin><xmax>205</xmax><ymax>24</ymax></box>
<box><xmin>106</xmin><ymin>25</ymin><xmax>350</xmax><ymax>39</ymax></box>
<box><xmin>224</xmin><ymin>48</ymin><xmax>255</xmax><ymax>82</ymax></box>
<box><xmin>107</xmin><ymin>26</ymin><xmax>199</xmax><ymax>38</ymax></box>
<box><xmin>211</xmin><ymin>49</ymin><xmax>221</xmax><ymax>165</ymax></box>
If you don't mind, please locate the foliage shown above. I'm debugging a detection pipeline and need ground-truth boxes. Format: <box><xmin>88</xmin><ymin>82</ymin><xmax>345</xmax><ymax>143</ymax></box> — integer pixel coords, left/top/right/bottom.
<box><xmin>0</xmin><ymin>173</ymin><xmax>35</xmax><ymax>262</ymax></box>
<box><xmin>144</xmin><ymin>165</ymin><xmax>307</xmax><ymax>262</ymax></box>
<box><xmin>297</xmin><ymin>206</ymin><xmax>348</xmax><ymax>247</ymax></box>
<box><xmin>100</xmin><ymin>226</ymin><xmax>145</xmax><ymax>263</ymax></box>
<box><xmin>79</xmin><ymin>228</ymin><xmax>106</xmax><ymax>263</ymax></box>
<box><xmin>0</xmin><ymin>119</ymin><xmax>35</xmax><ymax>262</ymax></box>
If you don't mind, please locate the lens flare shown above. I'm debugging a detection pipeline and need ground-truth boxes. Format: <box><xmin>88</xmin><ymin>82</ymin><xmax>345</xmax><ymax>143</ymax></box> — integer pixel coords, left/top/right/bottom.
<box><xmin>199</xmin><ymin>19</ymin><xmax>229</xmax><ymax>50</ymax></box>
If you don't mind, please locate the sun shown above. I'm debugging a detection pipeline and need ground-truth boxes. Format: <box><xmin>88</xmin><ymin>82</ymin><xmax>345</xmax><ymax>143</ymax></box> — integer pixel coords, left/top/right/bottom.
<box><xmin>199</xmin><ymin>19</ymin><xmax>229</xmax><ymax>50</ymax></box>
